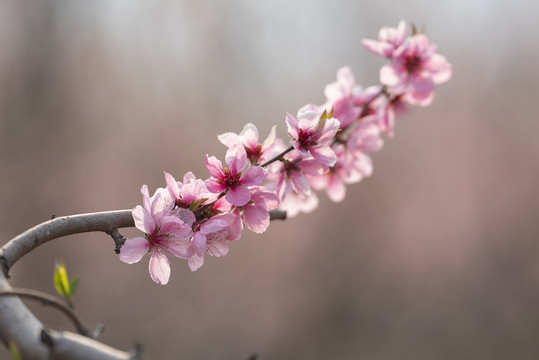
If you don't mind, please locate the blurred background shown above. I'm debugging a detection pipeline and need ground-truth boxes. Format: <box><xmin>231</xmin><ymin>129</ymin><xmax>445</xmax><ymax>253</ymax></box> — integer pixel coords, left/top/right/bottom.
<box><xmin>1</xmin><ymin>0</ymin><xmax>539</xmax><ymax>359</ymax></box>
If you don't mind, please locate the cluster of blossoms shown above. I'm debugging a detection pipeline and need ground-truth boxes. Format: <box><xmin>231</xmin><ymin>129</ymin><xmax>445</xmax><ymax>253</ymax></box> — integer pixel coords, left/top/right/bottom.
<box><xmin>119</xmin><ymin>21</ymin><xmax>452</xmax><ymax>284</ymax></box>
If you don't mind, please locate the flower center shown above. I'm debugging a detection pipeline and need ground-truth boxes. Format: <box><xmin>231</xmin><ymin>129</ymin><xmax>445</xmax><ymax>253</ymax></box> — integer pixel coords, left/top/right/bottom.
<box><xmin>245</xmin><ymin>144</ymin><xmax>262</xmax><ymax>164</ymax></box>
<box><xmin>219</xmin><ymin>168</ymin><xmax>241</xmax><ymax>187</ymax></box>
<box><xmin>297</xmin><ymin>128</ymin><xmax>320</xmax><ymax>150</ymax></box>
<box><xmin>403</xmin><ymin>55</ymin><xmax>422</xmax><ymax>75</ymax></box>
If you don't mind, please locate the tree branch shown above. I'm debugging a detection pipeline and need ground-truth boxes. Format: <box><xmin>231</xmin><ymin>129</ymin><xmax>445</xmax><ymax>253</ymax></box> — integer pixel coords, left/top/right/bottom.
<box><xmin>0</xmin><ymin>208</ymin><xmax>286</xmax><ymax>359</ymax></box>
<box><xmin>0</xmin><ymin>210</ymin><xmax>137</xmax><ymax>359</ymax></box>
<box><xmin>1</xmin><ymin>210</ymin><xmax>134</xmax><ymax>273</ymax></box>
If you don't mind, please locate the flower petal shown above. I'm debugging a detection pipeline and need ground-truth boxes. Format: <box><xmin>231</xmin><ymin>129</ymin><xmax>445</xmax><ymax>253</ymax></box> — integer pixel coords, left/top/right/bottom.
<box><xmin>225</xmin><ymin>185</ymin><xmax>251</xmax><ymax>206</ymax></box>
<box><xmin>204</xmin><ymin>178</ymin><xmax>226</xmax><ymax>194</ymax></box>
<box><xmin>285</xmin><ymin>113</ymin><xmax>299</xmax><ymax>139</ymax></box>
<box><xmin>164</xmin><ymin>172</ymin><xmax>181</xmax><ymax>200</ymax></box>
<box><xmin>205</xmin><ymin>155</ymin><xmax>224</xmax><ymax>178</ymax></box>
<box><xmin>297</xmin><ymin>110</ymin><xmax>319</xmax><ymax>129</ymax></box>
<box><xmin>119</xmin><ymin>237</ymin><xmax>150</xmax><ymax>264</ymax></box>
<box><xmin>206</xmin><ymin>238</ymin><xmax>229</xmax><ymax>257</ymax></box>
<box><xmin>225</xmin><ymin>144</ymin><xmax>247</xmax><ymax>173</ymax></box>
<box><xmin>193</xmin><ymin>231</ymin><xmax>207</xmax><ymax>255</ymax></box>
<box><xmin>310</xmin><ymin>145</ymin><xmax>337</xmax><ymax>167</ymax></box>
<box><xmin>218</xmin><ymin>131</ymin><xmax>241</xmax><ymax>148</ymax></box>
<box><xmin>261</xmin><ymin>125</ymin><xmax>277</xmax><ymax>152</ymax></box>
<box><xmin>326</xmin><ymin>173</ymin><xmax>346</xmax><ymax>202</ymax></box>
<box><xmin>380</xmin><ymin>64</ymin><xmax>402</xmax><ymax>87</ymax></box>
<box><xmin>141</xmin><ymin>185</ymin><xmax>151</xmax><ymax>212</ymax></box>
<box><xmin>243</xmin><ymin>205</ymin><xmax>270</xmax><ymax>234</ymax></box>
<box><xmin>132</xmin><ymin>205</ymin><xmax>155</xmax><ymax>234</ymax></box>
<box><xmin>239</xmin><ymin>123</ymin><xmax>259</xmax><ymax>149</ymax></box>
<box><xmin>149</xmin><ymin>250</ymin><xmax>171</xmax><ymax>285</ymax></box>
<box><xmin>240</xmin><ymin>166</ymin><xmax>266</xmax><ymax>186</ymax></box>
<box><xmin>162</xmin><ymin>238</ymin><xmax>194</xmax><ymax>259</ymax></box>
<box><xmin>200</xmin><ymin>218</ymin><xmax>228</xmax><ymax>234</ymax></box>
<box><xmin>188</xmin><ymin>253</ymin><xmax>204</xmax><ymax>271</ymax></box>
<box><xmin>361</xmin><ymin>39</ymin><xmax>394</xmax><ymax>57</ymax></box>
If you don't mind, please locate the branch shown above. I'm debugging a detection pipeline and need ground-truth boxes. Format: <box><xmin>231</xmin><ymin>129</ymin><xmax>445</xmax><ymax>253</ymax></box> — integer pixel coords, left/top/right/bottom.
<box><xmin>1</xmin><ymin>210</ymin><xmax>134</xmax><ymax>273</ymax></box>
<box><xmin>0</xmin><ymin>208</ymin><xmax>285</xmax><ymax>359</ymax></box>
<box><xmin>0</xmin><ymin>210</ymin><xmax>138</xmax><ymax>360</ymax></box>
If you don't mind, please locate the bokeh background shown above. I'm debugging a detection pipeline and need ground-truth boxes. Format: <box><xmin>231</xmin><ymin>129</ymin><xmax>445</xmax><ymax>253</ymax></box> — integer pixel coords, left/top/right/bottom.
<box><xmin>1</xmin><ymin>1</ymin><xmax>538</xmax><ymax>359</ymax></box>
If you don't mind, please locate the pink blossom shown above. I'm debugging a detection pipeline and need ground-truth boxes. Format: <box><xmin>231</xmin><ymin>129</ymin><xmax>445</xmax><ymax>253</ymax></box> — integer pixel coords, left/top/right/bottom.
<box><xmin>374</xmin><ymin>95</ymin><xmax>409</xmax><ymax>137</ymax></box>
<box><xmin>321</xmin><ymin>67</ymin><xmax>362</xmax><ymax>129</ymax></box>
<box><xmin>205</xmin><ymin>144</ymin><xmax>266</xmax><ymax>206</ymax></box>
<box><xmin>308</xmin><ymin>118</ymin><xmax>383</xmax><ymax>202</ymax></box>
<box><xmin>242</xmin><ymin>186</ymin><xmax>279</xmax><ymax>234</ymax></box>
<box><xmin>120</xmin><ymin>185</ymin><xmax>194</xmax><ymax>284</ymax></box>
<box><xmin>361</xmin><ymin>20</ymin><xmax>407</xmax><ymax>58</ymax></box>
<box><xmin>164</xmin><ymin>171</ymin><xmax>218</xmax><ymax>213</ymax></box>
<box><xmin>380</xmin><ymin>34</ymin><xmax>452</xmax><ymax>106</ymax></box>
<box><xmin>188</xmin><ymin>212</ymin><xmax>242</xmax><ymax>271</ymax></box>
<box><xmin>272</xmin><ymin>154</ymin><xmax>328</xmax><ymax>200</ymax></box>
<box><xmin>285</xmin><ymin>109</ymin><xmax>340</xmax><ymax>167</ymax></box>
<box><xmin>279</xmin><ymin>191</ymin><xmax>319</xmax><ymax>218</ymax></box>
<box><xmin>218</xmin><ymin>123</ymin><xmax>279</xmax><ymax>165</ymax></box>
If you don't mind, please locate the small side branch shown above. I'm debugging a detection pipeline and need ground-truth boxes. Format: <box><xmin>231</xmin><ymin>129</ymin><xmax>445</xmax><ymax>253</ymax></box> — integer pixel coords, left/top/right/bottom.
<box><xmin>0</xmin><ymin>287</ymin><xmax>91</xmax><ymax>337</ymax></box>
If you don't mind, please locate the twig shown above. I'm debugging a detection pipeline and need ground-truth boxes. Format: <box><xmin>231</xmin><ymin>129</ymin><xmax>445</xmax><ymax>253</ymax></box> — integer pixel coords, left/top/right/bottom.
<box><xmin>0</xmin><ymin>287</ymin><xmax>91</xmax><ymax>337</ymax></box>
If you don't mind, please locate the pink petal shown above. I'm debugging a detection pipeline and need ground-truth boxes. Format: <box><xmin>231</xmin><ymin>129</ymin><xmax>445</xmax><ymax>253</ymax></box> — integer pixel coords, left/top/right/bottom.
<box><xmin>228</xmin><ymin>210</ymin><xmax>243</xmax><ymax>241</ymax></box>
<box><xmin>177</xmin><ymin>208</ymin><xmax>196</xmax><ymax>226</ymax></box>
<box><xmin>225</xmin><ymin>185</ymin><xmax>251</xmax><ymax>206</ymax></box>
<box><xmin>218</xmin><ymin>131</ymin><xmax>241</xmax><ymax>148</ymax></box>
<box><xmin>395</xmin><ymin>21</ymin><xmax>407</xmax><ymax>43</ymax></box>
<box><xmin>239</xmin><ymin>123</ymin><xmax>259</xmax><ymax>149</ymax></box>
<box><xmin>119</xmin><ymin>237</ymin><xmax>150</xmax><ymax>264</ymax></box>
<box><xmin>337</xmin><ymin>66</ymin><xmax>355</xmax><ymax>93</ymax></box>
<box><xmin>180</xmin><ymin>178</ymin><xmax>205</xmax><ymax>204</ymax></box>
<box><xmin>200</xmin><ymin>218</ymin><xmax>228</xmax><ymax>234</ymax></box>
<box><xmin>406</xmin><ymin>89</ymin><xmax>434</xmax><ymax>107</ymax></box>
<box><xmin>213</xmin><ymin>197</ymin><xmax>233</xmax><ymax>212</ymax></box>
<box><xmin>243</xmin><ymin>205</ymin><xmax>270</xmax><ymax>234</ymax></box>
<box><xmin>193</xmin><ymin>231</ymin><xmax>207</xmax><ymax>255</ymax></box>
<box><xmin>251</xmin><ymin>189</ymin><xmax>279</xmax><ymax>210</ymax></box>
<box><xmin>188</xmin><ymin>253</ymin><xmax>204</xmax><ymax>271</ymax></box>
<box><xmin>297</xmin><ymin>110</ymin><xmax>319</xmax><ymax>129</ymax></box>
<box><xmin>240</xmin><ymin>166</ymin><xmax>266</xmax><ymax>186</ymax></box>
<box><xmin>285</xmin><ymin>113</ymin><xmax>299</xmax><ymax>139</ymax></box>
<box><xmin>411</xmin><ymin>74</ymin><xmax>435</xmax><ymax>94</ymax></box>
<box><xmin>380</xmin><ymin>64</ymin><xmax>402</xmax><ymax>87</ymax></box>
<box><xmin>307</xmin><ymin>174</ymin><xmax>328</xmax><ymax>191</ymax></box>
<box><xmin>149</xmin><ymin>250</ymin><xmax>171</xmax><ymax>285</ymax></box>
<box><xmin>298</xmin><ymin>159</ymin><xmax>328</xmax><ymax>176</ymax></box>
<box><xmin>425</xmin><ymin>54</ymin><xmax>452</xmax><ymax>84</ymax></box>
<box><xmin>310</xmin><ymin>145</ymin><xmax>338</xmax><ymax>167</ymax></box>
<box><xmin>204</xmin><ymin>178</ymin><xmax>226</xmax><ymax>194</ymax></box>
<box><xmin>225</xmin><ymin>144</ymin><xmax>248</xmax><ymax>173</ymax></box>
<box><xmin>183</xmin><ymin>171</ymin><xmax>197</xmax><ymax>183</ymax></box>
<box><xmin>327</xmin><ymin>174</ymin><xmax>346</xmax><ymax>202</ymax></box>
<box><xmin>206</xmin><ymin>238</ymin><xmax>229</xmax><ymax>257</ymax></box>
<box><xmin>361</xmin><ymin>39</ymin><xmax>394</xmax><ymax>57</ymax></box>
<box><xmin>317</xmin><ymin>117</ymin><xmax>341</xmax><ymax>143</ymax></box>
<box><xmin>132</xmin><ymin>205</ymin><xmax>155</xmax><ymax>234</ymax></box>
<box><xmin>290</xmin><ymin>171</ymin><xmax>311</xmax><ymax>196</ymax></box>
<box><xmin>261</xmin><ymin>125</ymin><xmax>277</xmax><ymax>152</ymax></box>
<box><xmin>160</xmin><ymin>216</ymin><xmax>192</xmax><ymax>238</ymax></box>
<box><xmin>140</xmin><ymin>185</ymin><xmax>151</xmax><ymax>211</ymax></box>
<box><xmin>162</xmin><ymin>238</ymin><xmax>194</xmax><ymax>259</ymax></box>
<box><xmin>164</xmin><ymin>172</ymin><xmax>181</xmax><ymax>200</ymax></box>
<box><xmin>205</xmin><ymin>155</ymin><xmax>224</xmax><ymax>178</ymax></box>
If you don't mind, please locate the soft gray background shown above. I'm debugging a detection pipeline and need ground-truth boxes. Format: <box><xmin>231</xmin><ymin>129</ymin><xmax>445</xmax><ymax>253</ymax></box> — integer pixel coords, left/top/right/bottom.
<box><xmin>1</xmin><ymin>1</ymin><xmax>538</xmax><ymax>359</ymax></box>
